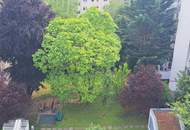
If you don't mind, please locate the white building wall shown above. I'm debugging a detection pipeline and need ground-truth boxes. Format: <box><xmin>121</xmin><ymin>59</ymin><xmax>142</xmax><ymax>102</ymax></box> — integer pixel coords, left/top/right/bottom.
<box><xmin>169</xmin><ymin>0</ymin><xmax>190</xmax><ymax>90</ymax></box>
<box><xmin>79</xmin><ymin>0</ymin><xmax>110</xmax><ymax>14</ymax></box>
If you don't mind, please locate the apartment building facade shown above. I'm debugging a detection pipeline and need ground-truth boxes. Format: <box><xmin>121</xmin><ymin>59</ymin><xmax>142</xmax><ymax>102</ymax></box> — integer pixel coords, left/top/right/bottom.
<box><xmin>79</xmin><ymin>0</ymin><xmax>110</xmax><ymax>14</ymax></box>
<box><xmin>169</xmin><ymin>0</ymin><xmax>190</xmax><ymax>90</ymax></box>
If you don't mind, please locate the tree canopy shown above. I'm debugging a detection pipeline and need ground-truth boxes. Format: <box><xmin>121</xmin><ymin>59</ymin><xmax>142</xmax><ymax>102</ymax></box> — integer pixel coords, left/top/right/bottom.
<box><xmin>33</xmin><ymin>8</ymin><xmax>122</xmax><ymax>103</ymax></box>
<box><xmin>0</xmin><ymin>0</ymin><xmax>54</xmax><ymax>94</ymax></box>
<box><xmin>119</xmin><ymin>65</ymin><xmax>164</xmax><ymax>113</ymax></box>
<box><xmin>0</xmin><ymin>61</ymin><xmax>30</xmax><ymax>126</ymax></box>
<box><xmin>116</xmin><ymin>0</ymin><xmax>177</xmax><ymax>69</ymax></box>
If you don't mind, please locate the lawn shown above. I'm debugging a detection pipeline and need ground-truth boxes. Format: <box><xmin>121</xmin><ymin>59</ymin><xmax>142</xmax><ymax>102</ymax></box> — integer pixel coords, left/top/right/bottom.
<box><xmin>38</xmin><ymin>98</ymin><xmax>147</xmax><ymax>130</ymax></box>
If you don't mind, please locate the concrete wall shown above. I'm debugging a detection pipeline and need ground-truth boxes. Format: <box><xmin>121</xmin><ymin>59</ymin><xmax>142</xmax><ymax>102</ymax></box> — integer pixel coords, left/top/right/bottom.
<box><xmin>79</xmin><ymin>0</ymin><xmax>110</xmax><ymax>13</ymax></box>
<box><xmin>169</xmin><ymin>0</ymin><xmax>190</xmax><ymax>90</ymax></box>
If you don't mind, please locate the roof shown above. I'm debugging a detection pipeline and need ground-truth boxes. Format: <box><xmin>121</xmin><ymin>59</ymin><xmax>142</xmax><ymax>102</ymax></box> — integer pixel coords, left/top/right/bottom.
<box><xmin>155</xmin><ymin>111</ymin><xmax>181</xmax><ymax>130</ymax></box>
<box><xmin>3</xmin><ymin>119</ymin><xmax>29</xmax><ymax>130</ymax></box>
<box><xmin>153</xmin><ymin>109</ymin><xmax>181</xmax><ymax>130</ymax></box>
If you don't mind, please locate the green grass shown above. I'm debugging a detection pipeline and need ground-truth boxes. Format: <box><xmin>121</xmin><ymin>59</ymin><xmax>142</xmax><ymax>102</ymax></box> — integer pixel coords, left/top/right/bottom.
<box><xmin>38</xmin><ymin>99</ymin><xmax>147</xmax><ymax>129</ymax></box>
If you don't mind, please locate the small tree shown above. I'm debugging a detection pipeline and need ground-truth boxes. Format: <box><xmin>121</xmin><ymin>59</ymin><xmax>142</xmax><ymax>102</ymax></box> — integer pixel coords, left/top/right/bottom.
<box><xmin>172</xmin><ymin>93</ymin><xmax>190</xmax><ymax>129</ymax></box>
<box><xmin>119</xmin><ymin>65</ymin><xmax>164</xmax><ymax>113</ymax></box>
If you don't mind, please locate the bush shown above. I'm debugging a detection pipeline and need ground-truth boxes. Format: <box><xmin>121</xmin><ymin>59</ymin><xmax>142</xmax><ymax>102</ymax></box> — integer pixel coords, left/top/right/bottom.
<box><xmin>162</xmin><ymin>81</ymin><xmax>173</xmax><ymax>104</ymax></box>
<box><xmin>175</xmin><ymin>72</ymin><xmax>190</xmax><ymax>100</ymax></box>
<box><xmin>0</xmin><ymin>83</ymin><xmax>31</xmax><ymax>126</ymax></box>
<box><xmin>172</xmin><ymin>93</ymin><xmax>190</xmax><ymax>129</ymax></box>
<box><xmin>119</xmin><ymin>65</ymin><xmax>164</xmax><ymax>114</ymax></box>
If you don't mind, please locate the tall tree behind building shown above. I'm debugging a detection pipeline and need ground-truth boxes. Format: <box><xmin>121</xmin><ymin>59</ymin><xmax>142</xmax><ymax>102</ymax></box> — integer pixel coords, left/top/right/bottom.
<box><xmin>116</xmin><ymin>0</ymin><xmax>177</xmax><ymax>69</ymax></box>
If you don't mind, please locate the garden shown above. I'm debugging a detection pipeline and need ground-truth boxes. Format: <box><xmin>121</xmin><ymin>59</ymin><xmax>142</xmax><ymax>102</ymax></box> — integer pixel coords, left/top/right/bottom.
<box><xmin>0</xmin><ymin>0</ymin><xmax>190</xmax><ymax>129</ymax></box>
<box><xmin>32</xmin><ymin>96</ymin><xmax>147</xmax><ymax>129</ymax></box>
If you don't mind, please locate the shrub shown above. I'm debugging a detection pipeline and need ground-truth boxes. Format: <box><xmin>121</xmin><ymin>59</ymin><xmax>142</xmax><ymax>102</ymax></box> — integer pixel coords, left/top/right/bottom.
<box><xmin>172</xmin><ymin>93</ymin><xmax>190</xmax><ymax>129</ymax></box>
<box><xmin>119</xmin><ymin>65</ymin><xmax>164</xmax><ymax>114</ymax></box>
<box><xmin>162</xmin><ymin>81</ymin><xmax>173</xmax><ymax>104</ymax></box>
<box><xmin>0</xmin><ymin>83</ymin><xmax>31</xmax><ymax>126</ymax></box>
<box><xmin>175</xmin><ymin>72</ymin><xmax>190</xmax><ymax>100</ymax></box>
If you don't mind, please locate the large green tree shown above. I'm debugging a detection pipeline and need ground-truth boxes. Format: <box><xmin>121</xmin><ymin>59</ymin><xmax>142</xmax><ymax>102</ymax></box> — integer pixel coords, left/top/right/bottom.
<box><xmin>0</xmin><ymin>0</ymin><xmax>54</xmax><ymax>94</ymax></box>
<box><xmin>33</xmin><ymin>8</ymin><xmax>122</xmax><ymax>103</ymax></box>
<box><xmin>117</xmin><ymin>0</ymin><xmax>177</xmax><ymax>69</ymax></box>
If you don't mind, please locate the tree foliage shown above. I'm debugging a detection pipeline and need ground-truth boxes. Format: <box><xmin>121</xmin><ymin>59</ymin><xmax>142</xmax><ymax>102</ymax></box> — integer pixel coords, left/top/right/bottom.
<box><xmin>44</xmin><ymin>0</ymin><xmax>78</xmax><ymax>18</ymax></box>
<box><xmin>172</xmin><ymin>93</ymin><xmax>190</xmax><ymax>129</ymax></box>
<box><xmin>119</xmin><ymin>65</ymin><xmax>164</xmax><ymax>113</ymax></box>
<box><xmin>0</xmin><ymin>0</ymin><xmax>54</xmax><ymax>94</ymax></box>
<box><xmin>117</xmin><ymin>0</ymin><xmax>177</xmax><ymax>69</ymax></box>
<box><xmin>175</xmin><ymin>72</ymin><xmax>190</xmax><ymax>100</ymax></box>
<box><xmin>0</xmin><ymin>61</ymin><xmax>30</xmax><ymax>126</ymax></box>
<box><xmin>0</xmin><ymin>83</ymin><xmax>30</xmax><ymax>126</ymax></box>
<box><xmin>33</xmin><ymin>8</ymin><xmax>121</xmax><ymax>103</ymax></box>
<box><xmin>171</xmin><ymin>72</ymin><xmax>190</xmax><ymax>128</ymax></box>
<box><xmin>0</xmin><ymin>61</ymin><xmax>11</xmax><ymax>85</ymax></box>
<box><xmin>101</xmin><ymin>64</ymin><xmax>129</xmax><ymax>105</ymax></box>
<box><xmin>105</xmin><ymin>0</ymin><xmax>128</xmax><ymax>18</ymax></box>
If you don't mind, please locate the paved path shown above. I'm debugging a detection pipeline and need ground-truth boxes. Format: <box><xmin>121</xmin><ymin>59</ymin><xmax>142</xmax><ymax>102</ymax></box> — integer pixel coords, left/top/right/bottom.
<box><xmin>40</xmin><ymin>125</ymin><xmax>147</xmax><ymax>130</ymax></box>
